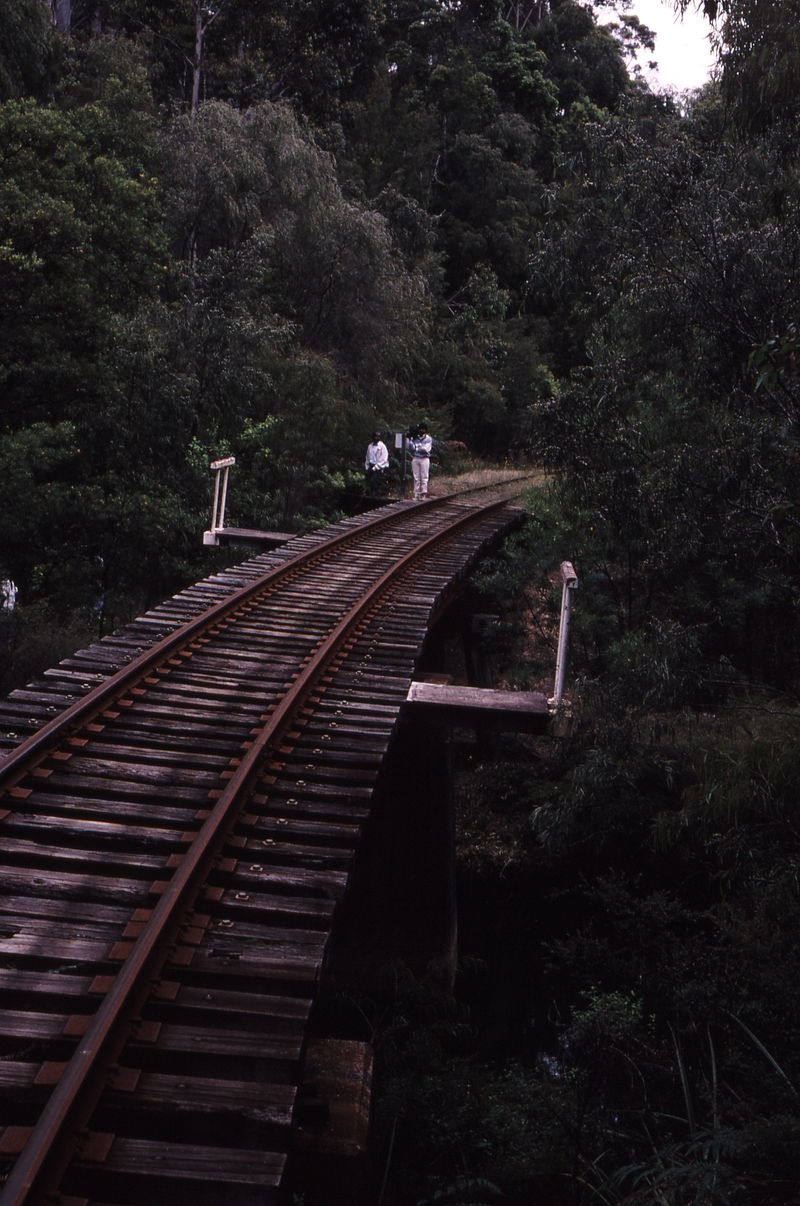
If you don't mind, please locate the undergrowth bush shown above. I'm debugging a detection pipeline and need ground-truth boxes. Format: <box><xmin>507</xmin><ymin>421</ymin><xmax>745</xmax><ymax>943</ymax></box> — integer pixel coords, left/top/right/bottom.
<box><xmin>0</xmin><ymin>604</ymin><xmax>94</xmax><ymax>697</ymax></box>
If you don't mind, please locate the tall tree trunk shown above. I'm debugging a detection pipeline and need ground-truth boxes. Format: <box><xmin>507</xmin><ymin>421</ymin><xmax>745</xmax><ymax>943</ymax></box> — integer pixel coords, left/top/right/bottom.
<box><xmin>91</xmin><ymin>4</ymin><xmax>103</xmax><ymax>36</ymax></box>
<box><xmin>191</xmin><ymin>0</ymin><xmax>204</xmax><ymax>112</ymax></box>
<box><xmin>190</xmin><ymin>0</ymin><xmax>230</xmax><ymax>111</ymax></box>
<box><xmin>51</xmin><ymin>0</ymin><xmax>71</xmax><ymax>35</ymax></box>
<box><xmin>504</xmin><ymin>1</ymin><xmax>546</xmax><ymax>30</ymax></box>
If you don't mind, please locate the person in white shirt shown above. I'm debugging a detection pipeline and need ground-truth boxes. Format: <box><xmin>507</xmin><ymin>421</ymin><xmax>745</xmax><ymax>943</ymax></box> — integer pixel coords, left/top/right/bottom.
<box><xmin>365</xmin><ymin>431</ymin><xmax>389</xmax><ymax>495</ymax></box>
<box><xmin>1</xmin><ymin>580</ymin><xmax>17</xmax><ymax>611</ymax></box>
<box><xmin>408</xmin><ymin>422</ymin><xmax>432</xmax><ymax>500</ymax></box>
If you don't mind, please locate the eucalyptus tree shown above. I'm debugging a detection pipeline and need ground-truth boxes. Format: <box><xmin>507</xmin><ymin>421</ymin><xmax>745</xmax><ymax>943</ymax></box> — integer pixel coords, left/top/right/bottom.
<box><xmin>157</xmin><ymin>98</ymin><xmax>429</xmax><ymax>414</ymax></box>
<box><xmin>529</xmin><ymin>92</ymin><xmax>800</xmax><ymax>684</ymax></box>
<box><xmin>676</xmin><ymin>0</ymin><xmax>800</xmax><ymax>133</ymax></box>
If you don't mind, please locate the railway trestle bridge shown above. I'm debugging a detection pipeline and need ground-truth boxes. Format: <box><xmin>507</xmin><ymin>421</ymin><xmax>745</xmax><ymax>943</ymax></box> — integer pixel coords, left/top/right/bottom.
<box><xmin>0</xmin><ymin>494</ymin><xmax>548</xmax><ymax>1206</ymax></box>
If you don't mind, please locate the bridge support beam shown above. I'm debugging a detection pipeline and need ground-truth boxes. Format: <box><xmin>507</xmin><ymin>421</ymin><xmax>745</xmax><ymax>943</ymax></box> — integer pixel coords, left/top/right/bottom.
<box><xmin>329</xmin><ymin>712</ymin><xmax>458</xmax><ymax>991</ymax></box>
<box><xmin>386</xmin><ymin>712</ymin><xmax>457</xmax><ymax>987</ymax></box>
<box><xmin>334</xmin><ymin>685</ymin><xmax>549</xmax><ymax>995</ymax></box>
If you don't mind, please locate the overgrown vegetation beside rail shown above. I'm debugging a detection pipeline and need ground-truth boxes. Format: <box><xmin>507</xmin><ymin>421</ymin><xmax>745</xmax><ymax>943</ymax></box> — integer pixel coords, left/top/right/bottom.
<box><xmin>361</xmin><ymin>467</ymin><xmax>800</xmax><ymax>1203</ymax></box>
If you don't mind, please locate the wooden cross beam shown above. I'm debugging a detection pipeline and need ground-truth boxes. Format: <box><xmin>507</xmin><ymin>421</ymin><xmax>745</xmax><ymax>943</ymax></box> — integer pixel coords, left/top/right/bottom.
<box><xmin>404</xmin><ymin>681</ymin><xmax>550</xmax><ymax>733</ymax></box>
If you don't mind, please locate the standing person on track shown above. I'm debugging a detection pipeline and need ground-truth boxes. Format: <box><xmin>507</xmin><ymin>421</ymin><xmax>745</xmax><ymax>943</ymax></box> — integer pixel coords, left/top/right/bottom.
<box><xmin>408</xmin><ymin>421</ymin><xmax>432</xmax><ymax>500</ymax></box>
<box><xmin>1</xmin><ymin>580</ymin><xmax>17</xmax><ymax>611</ymax></box>
<box><xmin>365</xmin><ymin>430</ymin><xmax>389</xmax><ymax>496</ymax></box>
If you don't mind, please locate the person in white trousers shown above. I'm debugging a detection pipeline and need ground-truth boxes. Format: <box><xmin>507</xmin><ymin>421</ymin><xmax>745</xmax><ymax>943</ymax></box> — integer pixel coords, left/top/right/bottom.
<box><xmin>408</xmin><ymin>422</ymin><xmax>432</xmax><ymax>500</ymax></box>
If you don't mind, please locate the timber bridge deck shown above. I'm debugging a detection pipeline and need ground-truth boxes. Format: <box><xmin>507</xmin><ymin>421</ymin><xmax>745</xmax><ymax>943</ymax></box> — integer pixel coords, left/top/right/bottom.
<box><xmin>0</xmin><ymin>494</ymin><xmax>527</xmax><ymax>1206</ymax></box>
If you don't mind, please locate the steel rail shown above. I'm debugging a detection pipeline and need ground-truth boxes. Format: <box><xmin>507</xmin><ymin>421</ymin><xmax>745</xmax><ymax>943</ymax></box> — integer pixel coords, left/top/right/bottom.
<box><xmin>0</xmin><ymin>497</ymin><xmax>509</xmax><ymax>1206</ymax></box>
<box><xmin>0</xmin><ymin>494</ymin><xmax>471</xmax><ymax>794</ymax></box>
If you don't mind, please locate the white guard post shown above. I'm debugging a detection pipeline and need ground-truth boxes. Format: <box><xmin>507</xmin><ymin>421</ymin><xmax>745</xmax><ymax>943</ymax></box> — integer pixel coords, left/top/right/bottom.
<box><xmin>203</xmin><ymin>456</ymin><xmax>236</xmax><ymax>546</ymax></box>
<box><xmin>550</xmin><ymin>561</ymin><xmax>578</xmax><ymax>707</ymax></box>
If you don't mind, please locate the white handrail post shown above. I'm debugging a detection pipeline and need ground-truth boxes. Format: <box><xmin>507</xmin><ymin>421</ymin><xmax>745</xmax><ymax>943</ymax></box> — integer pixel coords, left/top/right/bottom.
<box><xmin>203</xmin><ymin>456</ymin><xmax>236</xmax><ymax>547</ymax></box>
<box><xmin>551</xmin><ymin>561</ymin><xmax>578</xmax><ymax>707</ymax></box>
<box><xmin>218</xmin><ymin>465</ymin><xmax>231</xmax><ymax>530</ymax></box>
<box><xmin>210</xmin><ymin>468</ymin><xmax>222</xmax><ymax>530</ymax></box>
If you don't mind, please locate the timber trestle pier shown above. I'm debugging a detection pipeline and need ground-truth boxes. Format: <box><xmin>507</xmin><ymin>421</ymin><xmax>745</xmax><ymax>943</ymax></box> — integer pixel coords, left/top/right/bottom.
<box><xmin>0</xmin><ymin>495</ymin><xmax>525</xmax><ymax>1206</ymax></box>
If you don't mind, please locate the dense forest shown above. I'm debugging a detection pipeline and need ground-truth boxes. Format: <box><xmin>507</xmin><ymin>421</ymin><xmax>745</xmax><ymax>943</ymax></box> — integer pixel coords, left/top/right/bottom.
<box><xmin>0</xmin><ymin>0</ymin><xmax>659</xmax><ymax>679</ymax></box>
<box><xmin>3</xmin><ymin>1</ymin><xmax>800</xmax><ymax>1203</ymax></box>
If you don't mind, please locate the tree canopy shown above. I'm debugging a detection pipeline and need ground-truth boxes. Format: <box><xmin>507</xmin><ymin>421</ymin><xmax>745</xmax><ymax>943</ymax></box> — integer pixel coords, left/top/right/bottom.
<box><xmin>2</xmin><ymin>0</ymin><xmax>646</xmax><ymax>642</ymax></box>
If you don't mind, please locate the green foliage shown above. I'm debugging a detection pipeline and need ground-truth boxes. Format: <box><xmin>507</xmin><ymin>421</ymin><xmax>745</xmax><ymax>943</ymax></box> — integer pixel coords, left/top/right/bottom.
<box><xmin>749</xmin><ymin>322</ymin><xmax>800</xmax><ymax>393</ymax></box>
<box><xmin>0</xmin><ymin>421</ymin><xmax>82</xmax><ymax>588</ymax></box>
<box><xmin>456</xmin><ymin>753</ymin><xmax>546</xmax><ymax>873</ymax></box>
<box><xmin>0</xmin><ymin>95</ymin><xmax>164</xmax><ymax>424</ymax></box>
<box><xmin>0</xmin><ymin>66</ymin><xmax>441</xmax><ymax>646</ymax></box>
<box><xmin>675</xmin><ymin>0</ymin><xmax>800</xmax><ymax>132</ymax></box>
<box><xmin>531</xmin><ymin>740</ymin><xmax>681</xmax><ymax>855</ymax></box>
<box><xmin>417</xmin><ymin>1179</ymin><xmax>503</xmax><ymax>1206</ymax></box>
<box><xmin>529</xmin><ymin>0</ymin><xmax>633</xmax><ymax>114</ymax></box>
<box><xmin>0</xmin><ymin>603</ymin><xmax>94</xmax><ymax>699</ymax></box>
<box><xmin>0</xmin><ymin>0</ymin><xmax>56</xmax><ymax>102</ymax></box>
<box><xmin>0</xmin><ymin>407</ymin><xmax>208</xmax><ymax>652</ymax></box>
<box><xmin>157</xmin><ymin>98</ymin><xmax>428</xmax><ymax>403</ymax></box>
<box><xmin>529</xmin><ymin>96</ymin><xmax>800</xmax><ymax>687</ymax></box>
<box><xmin>368</xmin><ymin>961</ymin><xmax>476</xmax><ymax>1075</ymax></box>
<box><xmin>604</xmin><ymin>1128</ymin><xmax>746</xmax><ymax>1206</ymax></box>
<box><xmin>680</xmin><ymin>737</ymin><xmax>800</xmax><ymax>834</ymax></box>
<box><xmin>380</xmin><ymin>1053</ymin><xmax>574</xmax><ymax>1204</ymax></box>
<box><xmin>568</xmin><ymin>984</ymin><xmax>645</xmax><ymax>1050</ymax></box>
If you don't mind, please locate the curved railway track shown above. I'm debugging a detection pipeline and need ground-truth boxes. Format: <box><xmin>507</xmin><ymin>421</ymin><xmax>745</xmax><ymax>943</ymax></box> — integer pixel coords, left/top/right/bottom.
<box><xmin>0</xmin><ymin>494</ymin><xmax>523</xmax><ymax>1206</ymax></box>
